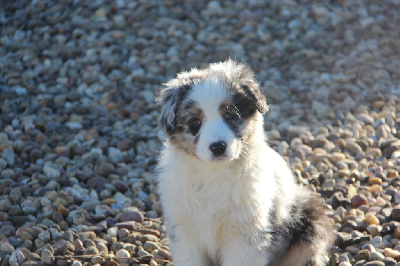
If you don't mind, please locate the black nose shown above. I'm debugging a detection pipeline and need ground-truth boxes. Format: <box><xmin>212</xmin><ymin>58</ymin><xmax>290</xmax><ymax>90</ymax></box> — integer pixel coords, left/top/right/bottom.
<box><xmin>209</xmin><ymin>141</ymin><xmax>226</xmax><ymax>156</ymax></box>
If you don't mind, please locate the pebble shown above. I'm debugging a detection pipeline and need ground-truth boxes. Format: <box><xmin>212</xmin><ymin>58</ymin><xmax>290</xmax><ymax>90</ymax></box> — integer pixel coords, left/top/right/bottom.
<box><xmin>1</xmin><ymin>242</ymin><xmax>15</xmax><ymax>252</ymax></box>
<box><xmin>115</xmin><ymin>249</ymin><xmax>130</xmax><ymax>262</ymax></box>
<box><xmin>382</xmin><ymin>257</ymin><xmax>397</xmax><ymax>266</ymax></box>
<box><xmin>347</xmin><ymin>142</ymin><xmax>363</xmax><ymax>155</ymax></box>
<box><xmin>115</xmin><ymin>211</ymin><xmax>144</xmax><ymax>223</ymax></box>
<box><xmin>9</xmin><ymin>249</ymin><xmax>25</xmax><ymax>266</ymax></box>
<box><xmin>96</xmin><ymin>162</ymin><xmax>115</xmax><ymax>176</ymax></box>
<box><xmin>2</xmin><ymin>148</ymin><xmax>15</xmax><ymax>167</ymax></box>
<box><xmin>71</xmin><ymin>210</ymin><xmax>87</xmax><ymax>225</ymax></box>
<box><xmin>352</xmin><ymin>194</ymin><xmax>368</xmax><ymax>208</ymax></box>
<box><xmin>108</xmin><ymin>147</ymin><xmax>123</xmax><ymax>164</ymax></box>
<box><xmin>369</xmin><ymin>251</ymin><xmax>385</xmax><ymax>261</ymax></box>
<box><xmin>363</xmin><ymin>261</ymin><xmax>385</xmax><ymax>266</ymax></box>
<box><xmin>384</xmin><ymin>248</ymin><xmax>400</xmax><ymax>259</ymax></box>
<box><xmin>365</xmin><ymin>213</ymin><xmax>380</xmax><ymax>225</ymax></box>
<box><xmin>391</xmin><ymin>207</ymin><xmax>400</xmax><ymax>221</ymax></box>
<box><xmin>40</xmin><ymin>249</ymin><xmax>55</xmax><ymax>265</ymax></box>
<box><xmin>91</xmin><ymin>255</ymin><xmax>105</xmax><ymax>264</ymax></box>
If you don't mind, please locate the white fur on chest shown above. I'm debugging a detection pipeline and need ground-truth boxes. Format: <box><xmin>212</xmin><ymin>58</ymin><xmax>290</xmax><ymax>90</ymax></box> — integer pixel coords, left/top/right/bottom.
<box><xmin>158</xmin><ymin>144</ymin><xmax>280</xmax><ymax>261</ymax></box>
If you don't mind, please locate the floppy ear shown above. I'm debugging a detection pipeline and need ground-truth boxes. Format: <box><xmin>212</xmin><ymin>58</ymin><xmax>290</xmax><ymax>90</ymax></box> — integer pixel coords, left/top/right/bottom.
<box><xmin>157</xmin><ymin>84</ymin><xmax>190</xmax><ymax>134</ymax></box>
<box><xmin>242</xmin><ymin>83</ymin><xmax>269</xmax><ymax>114</ymax></box>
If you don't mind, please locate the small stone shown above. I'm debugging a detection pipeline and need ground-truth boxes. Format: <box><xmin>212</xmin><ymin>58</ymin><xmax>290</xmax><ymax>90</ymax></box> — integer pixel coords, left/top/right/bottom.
<box><xmin>110</xmin><ymin>242</ymin><xmax>124</xmax><ymax>252</ymax></box>
<box><xmin>358</xmin><ymin>113</ymin><xmax>374</xmax><ymax>124</ymax></box>
<box><xmin>38</xmin><ymin>231</ymin><xmax>51</xmax><ymax>242</ymax></box>
<box><xmin>87</xmin><ymin>176</ymin><xmax>107</xmax><ymax>189</ymax></box>
<box><xmin>104</xmin><ymin>259</ymin><xmax>119</xmax><ymax>266</ymax></box>
<box><xmin>117</xmin><ymin>139</ymin><xmax>133</xmax><ymax>151</ymax></box>
<box><xmin>36</xmin><ymin>133</ymin><xmax>48</xmax><ymax>143</ymax></box>
<box><xmin>368</xmin><ymin>177</ymin><xmax>382</xmax><ymax>185</ymax></box>
<box><xmin>158</xmin><ymin>247</ymin><xmax>171</xmax><ymax>260</ymax></box>
<box><xmin>367</xmin><ymin>225</ymin><xmax>381</xmax><ymax>237</ymax></box>
<box><xmin>115</xmin><ymin>249</ymin><xmax>130</xmax><ymax>262</ymax></box>
<box><xmin>71</xmin><ymin>210</ymin><xmax>87</xmax><ymax>225</ymax></box>
<box><xmin>57</xmin><ymin>205</ymin><xmax>70</xmax><ymax>216</ymax></box>
<box><xmin>41</xmin><ymin>249</ymin><xmax>55</xmax><ymax>265</ymax></box>
<box><xmin>65</xmin><ymin>122</ymin><xmax>82</xmax><ymax>130</ymax></box>
<box><xmin>115</xmin><ymin>221</ymin><xmax>141</xmax><ymax>231</ymax></box>
<box><xmin>352</xmin><ymin>194</ymin><xmax>368</xmax><ymax>208</ymax></box>
<box><xmin>366</xmin><ymin>148</ymin><xmax>382</xmax><ymax>158</ymax></box>
<box><xmin>97</xmin><ymin>242</ymin><xmax>109</xmax><ymax>254</ymax></box>
<box><xmin>347</xmin><ymin>142</ymin><xmax>363</xmax><ymax>155</ymax></box>
<box><xmin>0</xmin><ymin>224</ymin><xmax>16</xmax><ymax>237</ymax></box>
<box><xmin>384</xmin><ymin>247</ymin><xmax>400</xmax><ymax>259</ymax></box>
<box><xmin>118</xmin><ymin>228</ymin><xmax>130</xmax><ymax>239</ymax></box>
<box><xmin>382</xmin><ymin>257</ymin><xmax>397</xmax><ymax>266</ymax></box>
<box><xmin>18</xmin><ymin>247</ymin><xmax>40</xmax><ymax>261</ymax></box>
<box><xmin>331</xmin><ymin>152</ymin><xmax>346</xmax><ymax>163</ymax></box>
<box><xmin>370</xmin><ymin>236</ymin><xmax>383</xmax><ymax>249</ymax></box>
<box><xmin>107</xmin><ymin>227</ymin><xmax>118</xmax><ymax>237</ymax></box>
<box><xmin>55</xmin><ymin>146</ymin><xmax>70</xmax><ymax>157</ymax></box>
<box><xmin>357</xmin><ymin>249</ymin><xmax>370</xmax><ymax>260</ymax></box>
<box><xmin>102</xmin><ymin>198</ymin><xmax>117</xmax><ymax>205</ymax></box>
<box><xmin>373</xmin><ymin>101</ymin><xmax>385</xmax><ymax>109</ymax></box>
<box><xmin>113</xmin><ymin>180</ymin><xmax>129</xmax><ymax>193</ymax></box>
<box><xmin>143</xmin><ymin>241</ymin><xmax>159</xmax><ymax>253</ymax></box>
<box><xmin>116</xmin><ymin>211</ymin><xmax>144</xmax><ymax>223</ymax></box>
<box><xmin>91</xmin><ymin>255</ymin><xmax>105</xmax><ymax>264</ymax></box>
<box><xmin>370</xmin><ymin>184</ymin><xmax>383</xmax><ymax>193</ymax></box>
<box><xmin>1</xmin><ymin>242</ymin><xmax>15</xmax><ymax>252</ymax></box>
<box><xmin>9</xmin><ymin>249</ymin><xmax>25</xmax><ymax>266</ymax></box>
<box><xmin>369</xmin><ymin>251</ymin><xmax>385</xmax><ymax>261</ymax></box>
<box><xmin>108</xmin><ymin>147</ymin><xmax>123</xmax><ymax>164</ymax></box>
<box><xmin>84</xmin><ymin>129</ymin><xmax>99</xmax><ymax>141</ymax></box>
<box><xmin>363</xmin><ymin>261</ymin><xmax>385</xmax><ymax>266</ymax></box>
<box><xmin>96</xmin><ymin>162</ymin><xmax>115</xmax><ymax>176</ymax></box>
<box><xmin>0</xmin><ymin>198</ymin><xmax>11</xmax><ymax>212</ymax></box>
<box><xmin>391</xmin><ymin>207</ymin><xmax>400</xmax><ymax>221</ymax></box>
<box><xmin>95</xmin><ymin>205</ymin><xmax>110</xmax><ymax>216</ymax></box>
<box><xmin>43</xmin><ymin>166</ymin><xmax>60</xmax><ymax>179</ymax></box>
<box><xmin>345</xmin><ymin>245</ymin><xmax>360</xmax><ymax>255</ymax></box>
<box><xmin>393</xmin><ymin>225</ymin><xmax>400</xmax><ymax>238</ymax></box>
<box><xmin>2</xmin><ymin>148</ymin><xmax>15</xmax><ymax>167</ymax></box>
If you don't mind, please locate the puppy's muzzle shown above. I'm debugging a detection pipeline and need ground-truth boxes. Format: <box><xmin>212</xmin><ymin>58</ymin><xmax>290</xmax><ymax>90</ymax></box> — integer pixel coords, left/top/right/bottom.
<box><xmin>209</xmin><ymin>141</ymin><xmax>226</xmax><ymax>156</ymax></box>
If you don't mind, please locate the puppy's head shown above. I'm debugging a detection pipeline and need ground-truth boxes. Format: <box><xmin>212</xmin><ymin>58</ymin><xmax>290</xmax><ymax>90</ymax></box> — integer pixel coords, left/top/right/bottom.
<box><xmin>158</xmin><ymin>59</ymin><xmax>268</xmax><ymax>163</ymax></box>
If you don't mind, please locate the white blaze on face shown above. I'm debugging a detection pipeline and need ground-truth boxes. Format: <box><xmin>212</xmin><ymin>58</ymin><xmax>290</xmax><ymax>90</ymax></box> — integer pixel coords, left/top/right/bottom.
<box><xmin>187</xmin><ymin>79</ymin><xmax>240</xmax><ymax>162</ymax></box>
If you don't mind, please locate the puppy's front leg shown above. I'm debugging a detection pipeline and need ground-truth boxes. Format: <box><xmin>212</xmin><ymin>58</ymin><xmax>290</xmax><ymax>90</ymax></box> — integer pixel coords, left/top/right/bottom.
<box><xmin>220</xmin><ymin>234</ymin><xmax>267</xmax><ymax>266</ymax></box>
<box><xmin>169</xmin><ymin>233</ymin><xmax>207</xmax><ymax>266</ymax></box>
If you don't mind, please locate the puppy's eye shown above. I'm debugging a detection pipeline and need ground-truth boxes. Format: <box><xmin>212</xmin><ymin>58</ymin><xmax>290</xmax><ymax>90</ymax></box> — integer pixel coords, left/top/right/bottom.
<box><xmin>225</xmin><ymin>106</ymin><xmax>241</xmax><ymax>121</ymax></box>
<box><xmin>188</xmin><ymin>118</ymin><xmax>201</xmax><ymax>135</ymax></box>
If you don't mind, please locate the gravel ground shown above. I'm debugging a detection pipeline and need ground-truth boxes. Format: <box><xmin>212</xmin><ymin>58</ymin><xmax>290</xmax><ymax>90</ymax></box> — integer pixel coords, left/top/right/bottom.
<box><xmin>1</xmin><ymin>0</ymin><xmax>400</xmax><ymax>265</ymax></box>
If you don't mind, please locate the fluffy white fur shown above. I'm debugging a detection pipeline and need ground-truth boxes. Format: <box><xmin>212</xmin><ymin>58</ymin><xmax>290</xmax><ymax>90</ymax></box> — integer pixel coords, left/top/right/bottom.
<box><xmin>157</xmin><ymin>60</ymin><xmax>332</xmax><ymax>266</ymax></box>
<box><xmin>158</xmin><ymin>132</ymin><xmax>298</xmax><ymax>266</ymax></box>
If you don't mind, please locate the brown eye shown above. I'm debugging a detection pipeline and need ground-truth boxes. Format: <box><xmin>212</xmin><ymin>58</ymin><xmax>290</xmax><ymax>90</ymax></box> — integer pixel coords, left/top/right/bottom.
<box><xmin>188</xmin><ymin>118</ymin><xmax>201</xmax><ymax>135</ymax></box>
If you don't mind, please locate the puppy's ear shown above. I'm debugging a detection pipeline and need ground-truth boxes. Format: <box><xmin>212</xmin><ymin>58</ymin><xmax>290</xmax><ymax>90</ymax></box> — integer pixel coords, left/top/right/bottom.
<box><xmin>157</xmin><ymin>84</ymin><xmax>190</xmax><ymax>134</ymax></box>
<box><xmin>242</xmin><ymin>83</ymin><xmax>269</xmax><ymax>114</ymax></box>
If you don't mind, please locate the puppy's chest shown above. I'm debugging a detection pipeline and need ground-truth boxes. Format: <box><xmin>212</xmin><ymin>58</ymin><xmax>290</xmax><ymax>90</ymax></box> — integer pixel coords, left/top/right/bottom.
<box><xmin>179</xmin><ymin>171</ymin><xmax>256</xmax><ymax>226</ymax></box>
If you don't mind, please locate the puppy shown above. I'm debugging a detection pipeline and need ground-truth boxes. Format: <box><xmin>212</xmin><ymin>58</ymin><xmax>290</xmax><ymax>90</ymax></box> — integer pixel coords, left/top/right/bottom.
<box><xmin>156</xmin><ymin>60</ymin><xmax>333</xmax><ymax>266</ymax></box>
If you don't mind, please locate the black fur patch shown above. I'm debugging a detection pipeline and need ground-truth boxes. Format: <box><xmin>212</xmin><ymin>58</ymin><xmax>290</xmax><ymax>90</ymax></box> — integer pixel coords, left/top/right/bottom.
<box><xmin>232</xmin><ymin>92</ymin><xmax>258</xmax><ymax>119</ymax></box>
<box><xmin>241</xmin><ymin>85</ymin><xmax>268</xmax><ymax>114</ymax></box>
<box><xmin>267</xmin><ymin>196</ymin><xmax>328</xmax><ymax>266</ymax></box>
<box><xmin>222</xmin><ymin>92</ymin><xmax>256</xmax><ymax>138</ymax></box>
